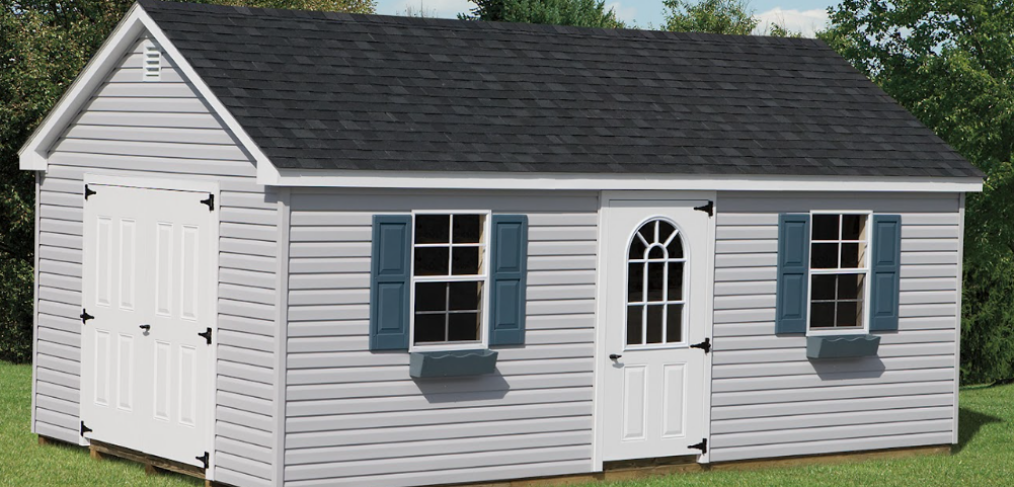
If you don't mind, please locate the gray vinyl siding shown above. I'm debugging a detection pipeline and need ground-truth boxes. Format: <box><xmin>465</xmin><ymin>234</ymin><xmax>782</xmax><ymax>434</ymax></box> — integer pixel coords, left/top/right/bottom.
<box><xmin>284</xmin><ymin>190</ymin><xmax>598</xmax><ymax>487</ymax></box>
<box><xmin>709</xmin><ymin>193</ymin><xmax>961</xmax><ymax>463</ymax></box>
<box><xmin>34</xmin><ymin>37</ymin><xmax>281</xmax><ymax>486</ymax></box>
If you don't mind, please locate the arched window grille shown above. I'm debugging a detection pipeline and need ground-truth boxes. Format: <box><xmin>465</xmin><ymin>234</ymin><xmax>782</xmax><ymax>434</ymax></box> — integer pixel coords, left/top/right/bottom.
<box><xmin>625</xmin><ymin>219</ymin><xmax>686</xmax><ymax>346</ymax></box>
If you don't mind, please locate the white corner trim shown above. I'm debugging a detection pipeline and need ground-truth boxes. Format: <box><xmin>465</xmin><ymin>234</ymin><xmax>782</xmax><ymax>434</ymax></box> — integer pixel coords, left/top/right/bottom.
<box><xmin>18</xmin><ymin>4</ymin><xmax>275</xmax><ymax>178</ymax></box>
<box><xmin>267</xmin><ymin>169</ymin><xmax>984</xmax><ymax>193</ymax></box>
<box><xmin>953</xmin><ymin>193</ymin><xmax>965</xmax><ymax>445</ymax></box>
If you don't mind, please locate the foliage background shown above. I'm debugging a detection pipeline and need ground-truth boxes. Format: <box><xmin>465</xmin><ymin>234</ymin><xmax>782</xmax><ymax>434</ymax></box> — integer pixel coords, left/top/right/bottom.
<box><xmin>820</xmin><ymin>0</ymin><xmax>1014</xmax><ymax>384</ymax></box>
<box><xmin>2</xmin><ymin>0</ymin><xmax>1012</xmax><ymax>383</ymax></box>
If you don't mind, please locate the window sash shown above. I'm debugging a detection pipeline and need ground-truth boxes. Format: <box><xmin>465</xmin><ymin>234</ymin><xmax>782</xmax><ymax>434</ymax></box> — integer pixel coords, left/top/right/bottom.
<box><xmin>409</xmin><ymin>212</ymin><xmax>491</xmax><ymax>350</ymax></box>
<box><xmin>807</xmin><ymin>212</ymin><xmax>872</xmax><ymax>334</ymax></box>
<box><xmin>625</xmin><ymin>219</ymin><xmax>688</xmax><ymax>347</ymax></box>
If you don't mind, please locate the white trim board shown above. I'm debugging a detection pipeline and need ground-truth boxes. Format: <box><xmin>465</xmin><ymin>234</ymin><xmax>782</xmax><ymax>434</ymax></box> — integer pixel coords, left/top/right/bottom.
<box><xmin>266</xmin><ymin>169</ymin><xmax>982</xmax><ymax>193</ymax></box>
<box><xmin>18</xmin><ymin>3</ymin><xmax>273</xmax><ymax>178</ymax></box>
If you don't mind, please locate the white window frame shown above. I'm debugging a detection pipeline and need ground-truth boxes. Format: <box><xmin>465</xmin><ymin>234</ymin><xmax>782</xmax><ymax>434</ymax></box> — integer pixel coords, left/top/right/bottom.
<box><xmin>623</xmin><ymin>216</ymin><xmax>691</xmax><ymax>350</ymax></box>
<box><xmin>408</xmin><ymin>210</ymin><xmax>493</xmax><ymax>352</ymax></box>
<box><xmin>806</xmin><ymin>210</ymin><xmax>874</xmax><ymax>336</ymax></box>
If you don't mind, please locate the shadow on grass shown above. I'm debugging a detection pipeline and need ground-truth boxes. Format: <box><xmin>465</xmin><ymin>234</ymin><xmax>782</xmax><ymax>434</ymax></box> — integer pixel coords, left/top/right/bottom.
<box><xmin>956</xmin><ymin>406</ymin><xmax>1003</xmax><ymax>453</ymax></box>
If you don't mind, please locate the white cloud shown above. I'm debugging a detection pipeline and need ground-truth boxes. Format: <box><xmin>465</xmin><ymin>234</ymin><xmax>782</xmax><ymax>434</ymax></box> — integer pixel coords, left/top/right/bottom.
<box><xmin>392</xmin><ymin>0</ymin><xmax>472</xmax><ymax>18</ymax></box>
<box><xmin>605</xmin><ymin>2</ymin><xmax>637</xmax><ymax>25</ymax></box>
<box><xmin>753</xmin><ymin>8</ymin><xmax>829</xmax><ymax>38</ymax></box>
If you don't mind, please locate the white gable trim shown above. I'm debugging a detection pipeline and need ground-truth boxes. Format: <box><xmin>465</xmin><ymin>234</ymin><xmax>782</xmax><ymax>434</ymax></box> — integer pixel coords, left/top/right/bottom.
<box><xmin>265</xmin><ymin>168</ymin><xmax>983</xmax><ymax>193</ymax></box>
<box><xmin>18</xmin><ymin>3</ymin><xmax>273</xmax><ymax>178</ymax></box>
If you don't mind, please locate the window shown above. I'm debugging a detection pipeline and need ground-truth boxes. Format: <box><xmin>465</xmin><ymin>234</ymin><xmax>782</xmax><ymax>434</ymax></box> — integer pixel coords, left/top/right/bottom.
<box><xmin>809</xmin><ymin>213</ymin><xmax>869</xmax><ymax>331</ymax></box>
<box><xmin>412</xmin><ymin>214</ymin><xmax>488</xmax><ymax>346</ymax></box>
<box><xmin>625</xmin><ymin>219</ymin><xmax>686</xmax><ymax>346</ymax></box>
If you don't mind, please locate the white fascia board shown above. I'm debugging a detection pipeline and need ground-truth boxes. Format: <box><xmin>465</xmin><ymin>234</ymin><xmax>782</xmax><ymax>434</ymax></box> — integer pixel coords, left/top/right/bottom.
<box><xmin>18</xmin><ymin>3</ymin><xmax>274</xmax><ymax>181</ymax></box>
<box><xmin>18</xmin><ymin>4</ymin><xmax>146</xmax><ymax>170</ymax></box>
<box><xmin>267</xmin><ymin>168</ymin><xmax>984</xmax><ymax>193</ymax></box>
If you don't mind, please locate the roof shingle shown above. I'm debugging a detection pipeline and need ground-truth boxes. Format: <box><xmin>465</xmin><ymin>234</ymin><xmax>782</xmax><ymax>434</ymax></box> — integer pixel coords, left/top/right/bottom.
<box><xmin>139</xmin><ymin>0</ymin><xmax>982</xmax><ymax>178</ymax></box>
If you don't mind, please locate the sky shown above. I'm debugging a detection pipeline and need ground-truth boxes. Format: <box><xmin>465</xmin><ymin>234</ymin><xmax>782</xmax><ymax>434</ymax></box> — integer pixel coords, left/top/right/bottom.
<box><xmin>376</xmin><ymin>0</ymin><xmax>836</xmax><ymax>37</ymax></box>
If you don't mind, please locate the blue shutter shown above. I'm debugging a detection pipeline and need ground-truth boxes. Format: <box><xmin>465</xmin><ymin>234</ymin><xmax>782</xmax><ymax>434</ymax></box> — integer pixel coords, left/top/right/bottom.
<box><xmin>776</xmin><ymin>214</ymin><xmax>811</xmax><ymax>334</ymax></box>
<box><xmin>870</xmin><ymin>215</ymin><xmax>902</xmax><ymax>332</ymax></box>
<box><xmin>489</xmin><ymin>215</ymin><xmax>529</xmax><ymax>346</ymax></box>
<box><xmin>370</xmin><ymin>215</ymin><xmax>412</xmax><ymax>351</ymax></box>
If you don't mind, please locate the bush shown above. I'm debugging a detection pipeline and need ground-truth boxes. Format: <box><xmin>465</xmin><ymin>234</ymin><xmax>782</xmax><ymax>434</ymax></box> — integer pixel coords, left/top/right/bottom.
<box><xmin>0</xmin><ymin>259</ymin><xmax>34</xmax><ymax>363</ymax></box>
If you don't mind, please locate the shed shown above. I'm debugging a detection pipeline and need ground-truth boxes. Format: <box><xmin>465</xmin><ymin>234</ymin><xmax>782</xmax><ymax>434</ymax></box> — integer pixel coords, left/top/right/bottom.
<box><xmin>19</xmin><ymin>1</ymin><xmax>983</xmax><ymax>486</ymax></box>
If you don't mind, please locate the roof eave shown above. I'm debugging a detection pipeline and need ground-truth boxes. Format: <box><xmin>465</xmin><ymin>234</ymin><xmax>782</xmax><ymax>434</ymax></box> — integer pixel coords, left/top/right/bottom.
<box><xmin>263</xmin><ymin>168</ymin><xmax>984</xmax><ymax>193</ymax></box>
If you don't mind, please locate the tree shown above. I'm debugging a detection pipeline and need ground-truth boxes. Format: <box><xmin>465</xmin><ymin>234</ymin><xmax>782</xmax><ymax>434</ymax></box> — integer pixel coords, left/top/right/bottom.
<box><xmin>461</xmin><ymin>0</ymin><xmax>625</xmax><ymax>29</ymax></box>
<box><xmin>822</xmin><ymin>1</ymin><xmax>1014</xmax><ymax>384</ymax></box>
<box><xmin>662</xmin><ymin>0</ymin><xmax>757</xmax><ymax>35</ymax></box>
<box><xmin>0</xmin><ymin>0</ymin><xmax>375</xmax><ymax>362</ymax></box>
<box><xmin>214</xmin><ymin>0</ymin><xmax>374</xmax><ymax>12</ymax></box>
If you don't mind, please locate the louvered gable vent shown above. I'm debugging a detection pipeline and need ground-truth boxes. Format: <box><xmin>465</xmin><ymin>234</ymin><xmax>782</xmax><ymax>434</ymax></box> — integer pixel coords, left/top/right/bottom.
<box><xmin>142</xmin><ymin>39</ymin><xmax>161</xmax><ymax>81</ymax></box>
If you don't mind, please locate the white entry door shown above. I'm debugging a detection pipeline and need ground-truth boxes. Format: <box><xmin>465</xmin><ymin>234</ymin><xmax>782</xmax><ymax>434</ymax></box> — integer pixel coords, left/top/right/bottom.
<box><xmin>81</xmin><ymin>184</ymin><xmax>215</xmax><ymax>468</ymax></box>
<box><xmin>601</xmin><ymin>197</ymin><xmax>712</xmax><ymax>462</ymax></box>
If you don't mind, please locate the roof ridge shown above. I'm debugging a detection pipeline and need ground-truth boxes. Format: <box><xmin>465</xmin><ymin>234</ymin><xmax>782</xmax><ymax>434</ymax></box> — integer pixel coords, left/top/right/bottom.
<box><xmin>137</xmin><ymin>0</ymin><xmax>828</xmax><ymax>48</ymax></box>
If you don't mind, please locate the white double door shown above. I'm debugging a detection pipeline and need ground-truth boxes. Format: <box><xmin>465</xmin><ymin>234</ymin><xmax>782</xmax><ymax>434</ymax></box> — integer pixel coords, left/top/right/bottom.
<box><xmin>80</xmin><ymin>184</ymin><xmax>214</xmax><ymax>468</ymax></box>
<box><xmin>601</xmin><ymin>196</ymin><xmax>712</xmax><ymax>461</ymax></box>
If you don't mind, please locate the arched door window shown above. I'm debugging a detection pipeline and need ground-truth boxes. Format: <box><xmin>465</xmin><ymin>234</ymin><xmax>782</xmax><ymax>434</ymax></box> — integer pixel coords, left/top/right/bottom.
<box><xmin>626</xmin><ymin>219</ymin><xmax>686</xmax><ymax>346</ymax></box>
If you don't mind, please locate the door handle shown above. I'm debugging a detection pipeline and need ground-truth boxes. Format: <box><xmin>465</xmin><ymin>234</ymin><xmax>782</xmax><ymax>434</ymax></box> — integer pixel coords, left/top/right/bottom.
<box><xmin>139</xmin><ymin>324</ymin><xmax>151</xmax><ymax>332</ymax></box>
<box><xmin>609</xmin><ymin>354</ymin><xmax>622</xmax><ymax>361</ymax></box>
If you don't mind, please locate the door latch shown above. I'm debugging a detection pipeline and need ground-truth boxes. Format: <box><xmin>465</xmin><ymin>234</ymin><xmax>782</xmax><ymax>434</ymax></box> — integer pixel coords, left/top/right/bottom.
<box><xmin>690</xmin><ymin>338</ymin><xmax>711</xmax><ymax>354</ymax></box>
<box><xmin>139</xmin><ymin>324</ymin><xmax>151</xmax><ymax>332</ymax></box>
<box><xmin>198</xmin><ymin>328</ymin><xmax>212</xmax><ymax>345</ymax></box>
<box><xmin>689</xmin><ymin>438</ymin><xmax>707</xmax><ymax>454</ymax></box>
<box><xmin>609</xmin><ymin>354</ymin><xmax>622</xmax><ymax>361</ymax></box>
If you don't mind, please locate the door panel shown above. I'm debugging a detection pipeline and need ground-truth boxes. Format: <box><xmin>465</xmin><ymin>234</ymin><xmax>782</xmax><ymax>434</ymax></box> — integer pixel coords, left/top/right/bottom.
<box><xmin>602</xmin><ymin>199</ymin><xmax>711</xmax><ymax>461</ymax></box>
<box><xmin>93</xmin><ymin>330</ymin><xmax>111</xmax><ymax>407</ymax></box>
<box><xmin>144</xmin><ymin>190</ymin><xmax>215</xmax><ymax>466</ymax></box>
<box><xmin>118</xmin><ymin>219</ymin><xmax>137</xmax><ymax>310</ymax></box>
<box><xmin>662</xmin><ymin>364</ymin><xmax>686</xmax><ymax>437</ymax></box>
<box><xmin>82</xmin><ymin>189</ymin><xmax>149</xmax><ymax>451</ymax></box>
<box><xmin>116</xmin><ymin>333</ymin><xmax>135</xmax><ymax>411</ymax></box>
<box><xmin>81</xmin><ymin>184</ymin><xmax>214</xmax><ymax>468</ymax></box>
<box><xmin>622</xmin><ymin>366</ymin><xmax>647</xmax><ymax>441</ymax></box>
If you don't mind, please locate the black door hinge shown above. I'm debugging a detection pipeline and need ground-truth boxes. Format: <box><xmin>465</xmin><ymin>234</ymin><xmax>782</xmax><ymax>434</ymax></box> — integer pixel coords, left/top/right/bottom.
<box><xmin>693</xmin><ymin>200</ymin><xmax>714</xmax><ymax>217</ymax></box>
<box><xmin>689</xmin><ymin>438</ymin><xmax>707</xmax><ymax>454</ymax></box>
<box><xmin>84</xmin><ymin>184</ymin><xmax>96</xmax><ymax>200</ymax></box>
<box><xmin>80</xmin><ymin>421</ymin><xmax>92</xmax><ymax>436</ymax></box>
<box><xmin>200</xmin><ymin>193</ymin><xmax>214</xmax><ymax>211</ymax></box>
<box><xmin>196</xmin><ymin>451</ymin><xmax>209</xmax><ymax>469</ymax></box>
<box><xmin>80</xmin><ymin>309</ymin><xmax>95</xmax><ymax>325</ymax></box>
<box><xmin>198</xmin><ymin>328</ymin><xmax>212</xmax><ymax>345</ymax></box>
<box><xmin>690</xmin><ymin>337</ymin><xmax>711</xmax><ymax>354</ymax></box>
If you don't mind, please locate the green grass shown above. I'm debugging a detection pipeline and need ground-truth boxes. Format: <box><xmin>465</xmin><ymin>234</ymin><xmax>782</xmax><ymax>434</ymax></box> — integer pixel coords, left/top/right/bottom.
<box><xmin>0</xmin><ymin>361</ymin><xmax>200</xmax><ymax>487</ymax></box>
<box><xmin>1</xmin><ymin>360</ymin><xmax>1011</xmax><ymax>487</ymax></box>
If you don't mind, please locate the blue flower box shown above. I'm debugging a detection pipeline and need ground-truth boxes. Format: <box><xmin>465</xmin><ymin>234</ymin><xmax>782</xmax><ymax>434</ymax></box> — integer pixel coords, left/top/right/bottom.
<box><xmin>409</xmin><ymin>349</ymin><xmax>499</xmax><ymax>379</ymax></box>
<box><xmin>806</xmin><ymin>334</ymin><xmax>881</xmax><ymax>359</ymax></box>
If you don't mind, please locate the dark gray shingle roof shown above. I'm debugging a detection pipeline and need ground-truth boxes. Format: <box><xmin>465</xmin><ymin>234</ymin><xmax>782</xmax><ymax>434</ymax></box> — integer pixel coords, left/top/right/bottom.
<box><xmin>138</xmin><ymin>0</ymin><xmax>981</xmax><ymax>178</ymax></box>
